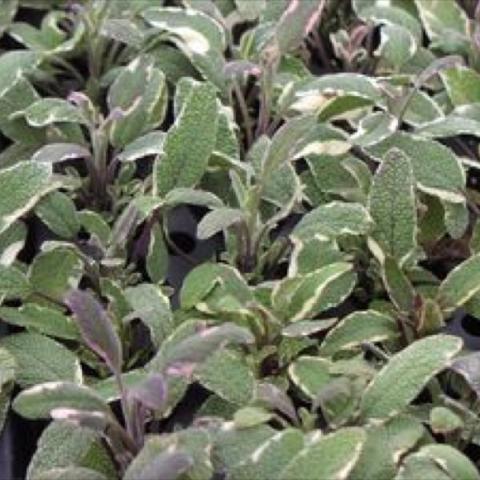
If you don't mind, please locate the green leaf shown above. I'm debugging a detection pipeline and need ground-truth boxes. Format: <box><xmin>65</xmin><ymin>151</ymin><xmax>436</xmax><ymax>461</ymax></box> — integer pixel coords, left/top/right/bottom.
<box><xmin>414</xmin><ymin>0</ymin><xmax>469</xmax><ymax>54</ymax></box>
<box><xmin>234</xmin><ymin>406</ymin><xmax>273</xmax><ymax>428</ymax></box>
<box><xmin>77</xmin><ymin>210</ymin><xmax>111</xmax><ymax>245</ymax></box>
<box><xmin>180</xmin><ymin>263</ymin><xmax>252</xmax><ymax>311</ymax></box>
<box><xmin>441</xmin><ymin>66</ymin><xmax>480</xmax><ymax>106</ymax></box>
<box><xmin>212</xmin><ymin>424</ymin><xmax>276</xmax><ymax>471</ymax></box>
<box><xmin>230</xmin><ymin>429</ymin><xmax>305</xmax><ymax>480</ymax></box>
<box><xmin>0</xmin><ymin>50</ymin><xmax>40</xmax><ymax>95</ymax></box>
<box><xmin>292</xmin><ymin>201</ymin><xmax>371</xmax><ymax>241</ymax></box>
<box><xmin>350</xmin><ymin>415</ymin><xmax>424</xmax><ymax>480</ymax></box>
<box><xmin>164</xmin><ymin>188</ymin><xmax>223</xmax><ymax>209</ymax></box>
<box><xmin>66</xmin><ymin>289</ymin><xmax>122</xmax><ymax>373</ymax></box>
<box><xmin>18</xmin><ymin>98</ymin><xmax>85</xmax><ymax>127</ymax></box>
<box><xmin>108</xmin><ymin>56</ymin><xmax>167</xmax><ymax>148</ymax></box>
<box><xmin>377</xmin><ymin>24</ymin><xmax>417</xmax><ymax>69</ymax></box>
<box><xmin>0</xmin><ymin>161</ymin><xmax>54</xmax><ymax>234</ymax></box>
<box><xmin>368</xmin><ymin>132</ymin><xmax>465</xmax><ymax>204</ymax></box>
<box><xmin>279</xmin><ymin>428</ymin><xmax>366</xmax><ymax>480</ymax></box>
<box><xmin>196</xmin><ymin>349</ymin><xmax>255</xmax><ymax>405</ymax></box>
<box><xmin>163</xmin><ymin>323</ymin><xmax>255</xmax><ymax>369</ymax></box>
<box><xmin>146</xmin><ymin>223</ymin><xmax>169</xmax><ymax>284</ymax></box>
<box><xmin>352</xmin><ymin>111</ymin><xmax>398</xmax><ymax>147</ymax></box>
<box><xmin>29</xmin><ymin>247</ymin><xmax>83</xmax><ymax>301</ymax></box>
<box><xmin>274</xmin><ymin>262</ymin><xmax>357</xmax><ymax>322</ymax></box>
<box><xmin>290</xmin><ymin>74</ymin><xmax>384</xmax><ymax>116</ymax></box>
<box><xmin>0</xmin><ymin>264</ymin><xmax>32</xmax><ymax>300</ymax></box>
<box><xmin>118</xmin><ymin>131</ymin><xmax>165</xmax><ymax>162</ymax></box>
<box><xmin>124</xmin><ymin>284</ymin><xmax>173</xmax><ymax>348</ymax></box>
<box><xmin>13</xmin><ymin>381</ymin><xmax>109</xmax><ymax>420</ymax></box>
<box><xmin>197</xmin><ymin>208</ymin><xmax>244</xmax><ymax>240</ymax></box>
<box><xmin>0</xmin><ymin>333</ymin><xmax>82</xmax><ymax>387</ymax></box>
<box><xmin>368</xmin><ymin>148</ymin><xmax>417</xmax><ymax>263</ymax></box>
<box><xmin>396</xmin><ymin>454</ymin><xmax>451</xmax><ymax>480</ymax></box>
<box><xmin>411</xmin><ymin>444</ymin><xmax>479</xmax><ymax>480</ymax></box>
<box><xmin>0</xmin><ymin>221</ymin><xmax>27</xmax><ymax>266</ymax></box>
<box><xmin>32</xmin><ymin>143</ymin><xmax>91</xmax><ymax>164</ymax></box>
<box><xmin>26</xmin><ymin>421</ymin><xmax>116</xmax><ymax>480</ymax></box>
<box><xmin>124</xmin><ymin>442</ymin><xmax>192</xmax><ymax>480</ymax></box>
<box><xmin>0</xmin><ymin>304</ymin><xmax>79</xmax><ymax>340</ymax></box>
<box><xmin>288</xmin><ymin>237</ymin><xmax>346</xmax><ymax>276</ymax></box>
<box><xmin>261</xmin><ymin>115</ymin><xmax>317</xmax><ymax>174</ymax></box>
<box><xmin>274</xmin><ymin>0</ymin><xmax>324</xmax><ymax>53</ymax></box>
<box><xmin>142</xmin><ymin>7</ymin><xmax>226</xmax><ymax>89</ymax></box>
<box><xmin>288</xmin><ymin>356</ymin><xmax>332</xmax><ymax>399</ymax></box>
<box><xmin>91</xmin><ymin>370</ymin><xmax>147</xmax><ymax>403</ymax></box>
<box><xmin>381</xmin><ymin>256</ymin><xmax>416</xmax><ymax>312</ymax></box>
<box><xmin>437</xmin><ymin>253</ymin><xmax>480</xmax><ymax>310</ymax></box>
<box><xmin>155</xmin><ymin>82</ymin><xmax>218</xmax><ymax>196</ymax></box>
<box><xmin>32</xmin><ymin>467</ymin><xmax>107</xmax><ymax>480</ymax></box>
<box><xmin>319</xmin><ymin>310</ymin><xmax>398</xmax><ymax>357</ymax></box>
<box><xmin>360</xmin><ymin>335</ymin><xmax>462</xmax><ymax>420</ymax></box>
<box><xmin>35</xmin><ymin>192</ymin><xmax>80</xmax><ymax>239</ymax></box>
<box><xmin>430</xmin><ymin>406</ymin><xmax>463</xmax><ymax>434</ymax></box>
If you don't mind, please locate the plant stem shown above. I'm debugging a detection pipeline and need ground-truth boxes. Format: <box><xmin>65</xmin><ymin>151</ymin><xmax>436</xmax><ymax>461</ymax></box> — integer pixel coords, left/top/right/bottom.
<box><xmin>232</xmin><ymin>80</ymin><xmax>254</xmax><ymax>149</ymax></box>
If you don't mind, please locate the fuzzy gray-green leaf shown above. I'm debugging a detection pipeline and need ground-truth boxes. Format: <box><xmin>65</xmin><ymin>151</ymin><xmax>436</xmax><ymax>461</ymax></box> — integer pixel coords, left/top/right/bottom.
<box><xmin>360</xmin><ymin>335</ymin><xmax>462</xmax><ymax>420</ymax></box>
<box><xmin>155</xmin><ymin>82</ymin><xmax>218</xmax><ymax>196</ymax></box>
<box><xmin>368</xmin><ymin>148</ymin><xmax>417</xmax><ymax>263</ymax></box>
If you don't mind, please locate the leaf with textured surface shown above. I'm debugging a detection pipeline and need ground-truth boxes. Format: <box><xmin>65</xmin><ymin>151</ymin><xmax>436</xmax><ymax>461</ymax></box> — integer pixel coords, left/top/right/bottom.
<box><xmin>0</xmin><ymin>264</ymin><xmax>31</xmax><ymax>300</ymax></box>
<box><xmin>18</xmin><ymin>98</ymin><xmax>85</xmax><ymax>127</ymax></box>
<box><xmin>0</xmin><ymin>333</ymin><xmax>82</xmax><ymax>387</ymax></box>
<box><xmin>0</xmin><ymin>161</ymin><xmax>54</xmax><ymax>234</ymax></box>
<box><xmin>118</xmin><ymin>131</ymin><xmax>166</xmax><ymax>162</ymax></box>
<box><xmin>196</xmin><ymin>349</ymin><xmax>255</xmax><ymax>405</ymax></box>
<box><xmin>441</xmin><ymin>66</ymin><xmax>480</xmax><ymax>106</ymax></box>
<box><xmin>279</xmin><ymin>428</ymin><xmax>366</xmax><ymax>480</ymax></box>
<box><xmin>32</xmin><ymin>143</ymin><xmax>91</xmax><ymax>164</ymax></box>
<box><xmin>405</xmin><ymin>444</ymin><xmax>479</xmax><ymax>480</ymax></box>
<box><xmin>275</xmin><ymin>262</ymin><xmax>356</xmax><ymax>322</ymax></box>
<box><xmin>360</xmin><ymin>335</ymin><xmax>462</xmax><ymax>420</ymax></box>
<box><xmin>146</xmin><ymin>223</ymin><xmax>169</xmax><ymax>284</ymax></box>
<box><xmin>381</xmin><ymin>256</ymin><xmax>415</xmax><ymax>312</ymax></box>
<box><xmin>108</xmin><ymin>56</ymin><xmax>167</xmax><ymax>148</ymax></box>
<box><xmin>66</xmin><ymin>289</ymin><xmax>122</xmax><ymax>373</ymax></box>
<box><xmin>368</xmin><ymin>148</ymin><xmax>417</xmax><ymax>263</ymax></box>
<box><xmin>29</xmin><ymin>248</ymin><xmax>83</xmax><ymax>301</ymax></box>
<box><xmin>124</xmin><ymin>283</ymin><xmax>173</xmax><ymax>348</ymax></box>
<box><xmin>377</xmin><ymin>24</ymin><xmax>417</xmax><ymax>69</ymax></box>
<box><xmin>231</xmin><ymin>429</ymin><xmax>305</xmax><ymax>480</ymax></box>
<box><xmin>414</xmin><ymin>0</ymin><xmax>469</xmax><ymax>54</ymax></box>
<box><xmin>0</xmin><ymin>221</ymin><xmax>26</xmax><ymax>266</ymax></box>
<box><xmin>197</xmin><ymin>208</ymin><xmax>244</xmax><ymax>240</ymax></box>
<box><xmin>124</xmin><ymin>445</ymin><xmax>192</xmax><ymax>480</ymax></box>
<box><xmin>13</xmin><ymin>381</ymin><xmax>109</xmax><ymax>419</ymax></box>
<box><xmin>437</xmin><ymin>253</ymin><xmax>480</xmax><ymax>310</ymax></box>
<box><xmin>35</xmin><ymin>192</ymin><xmax>80</xmax><ymax>239</ymax></box>
<box><xmin>163</xmin><ymin>323</ymin><xmax>254</xmax><ymax>369</ymax></box>
<box><xmin>26</xmin><ymin>421</ymin><xmax>116</xmax><ymax>480</ymax></box>
<box><xmin>155</xmin><ymin>82</ymin><xmax>218</xmax><ymax>196</ymax></box>
<box><xmin>292</xmin><ymin>201</ymin><xmax>371</xmax><ymax>240</ymax></box>
<box><xmin>319</xmin><ymin>310</ymin><xmax>398</xmax><ymax>356</ymax></box>
<box><xmin>368</xmin><ymin>132</ymin><xmax>465</xmax><ymax>203</ymax></box>
<box><xmin>274</xmin><ymin>0</ymin><xmax>324</xmax><ymax>53</ymax></box>
<box><xmin>0</xmin><ymin>304</ymin><xmax>79</xmax><ymax>340</ymax></box>
<box><xmin>288</xmin><ymin>356</ymin><xmax>332</xmax><ymax>399</ymax></box>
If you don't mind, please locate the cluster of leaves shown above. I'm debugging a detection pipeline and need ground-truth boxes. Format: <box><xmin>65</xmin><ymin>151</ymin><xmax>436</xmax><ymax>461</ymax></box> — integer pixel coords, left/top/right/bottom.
<box><xmin>2</xmin><ymin>0</ymin><xmax>480</xmax><ymax>478</ymax></box>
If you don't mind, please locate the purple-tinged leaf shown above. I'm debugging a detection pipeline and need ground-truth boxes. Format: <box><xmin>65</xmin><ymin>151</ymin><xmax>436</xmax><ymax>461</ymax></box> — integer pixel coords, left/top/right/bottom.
<box><xmin>163</xmin><ymin>323</ymin><xmax>254</xmax><ymax>370</ymax></box>
<box><xmin>32</xmin><ymin>143</ymin><xmax>91</xmax><ymax>164</ymax></box>
<box><xmin>451</xmin><ymin>352</ymin><xmax>480</xmax><ymax>397</ymax></box>
<box><xmin>65</xmin><ymin>289</ymin><xmax>122</xmax><ymax>373</ymax></box>
<box><xmin>256</xmin><ymin>382</ymin><xmax>298</xmax><ymax>424</ymax></box>
<box><xmin>50</xmin><ymin>408</ymin><xmax>108</xmax><ymax>432</ymax></box>
<box><xmin>124</xmin><ymin>447</ymin><xmax>193</xmax><ymax>480</ymax></box>
<box><xmin>275</xmin><ymin>0</ymin><xmax>325</xmax><ymax>54</ymax></box>
<box><xmin>128</xmin><ymin>373</ymin><xmax>167</xmax><ymax>411</ymax></box>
